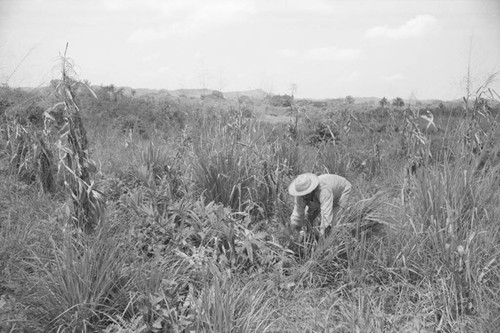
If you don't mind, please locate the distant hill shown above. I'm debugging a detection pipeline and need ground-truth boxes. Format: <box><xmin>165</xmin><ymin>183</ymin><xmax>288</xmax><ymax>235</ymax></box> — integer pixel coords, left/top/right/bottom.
<box><xmin>223</xmin><ymin>89</ymin><xmax>268</xmax><ymax>100</ymax></box>
<box><xmin>116</xmin><ymin>87</ymin><xmax>269</xmax><ymax>100</ymax></box>
<box><xmin>352</xmin><ymin>97</ymin><xmax>380</xmax><ymax>104</ymax></box>
<box><xmin>167</xmin><ymin>89</ymin><xmax>212</xmax><ymax>98</ymax></box>
<box><xmin>15</xmin><ymin>85</ymin><xmax>267</xmax><ymax>101</ymax></box>
<box><xmin>15</xmin><ymin>85</ymin><xmax>497</xmax><ymax>109</ymax></box>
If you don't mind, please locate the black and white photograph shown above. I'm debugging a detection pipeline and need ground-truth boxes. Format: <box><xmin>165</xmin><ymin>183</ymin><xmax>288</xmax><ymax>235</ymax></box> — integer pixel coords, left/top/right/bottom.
<box><xmin>1</xmin><ymin>0</ymin><xmax>499</xmax><ymax>332</ymax></box>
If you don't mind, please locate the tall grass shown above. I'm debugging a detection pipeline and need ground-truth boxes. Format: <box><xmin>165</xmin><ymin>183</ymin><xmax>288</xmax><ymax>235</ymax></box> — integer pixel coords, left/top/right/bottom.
<box><xmin>29</xmin><ymin>224</ymin><xmax>134</xmax><ymax>332</ymax></box>
<box><xmin>190</xmin><ymin>117</ymin><xmax>289</xmax><ymax>217</ymax></box>
<box><xmin>193</xmin><ymin>267</ymin><xmax>278</xmax><ymax>332</ymax></box>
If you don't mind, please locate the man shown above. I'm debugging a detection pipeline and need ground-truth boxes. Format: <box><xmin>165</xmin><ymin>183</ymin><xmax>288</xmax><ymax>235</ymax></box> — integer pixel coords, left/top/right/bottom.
<box><xmin>288</xmin><ymin>173</ymin><xmax>351</xmax><ymax>237</ymax></box>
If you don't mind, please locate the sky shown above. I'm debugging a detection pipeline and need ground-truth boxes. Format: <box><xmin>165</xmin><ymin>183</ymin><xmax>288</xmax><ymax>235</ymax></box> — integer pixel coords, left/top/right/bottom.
<box><xmin>0</xmin><ymin>0</ymin><xmax>499</xmax><ymax>100</ymax></box>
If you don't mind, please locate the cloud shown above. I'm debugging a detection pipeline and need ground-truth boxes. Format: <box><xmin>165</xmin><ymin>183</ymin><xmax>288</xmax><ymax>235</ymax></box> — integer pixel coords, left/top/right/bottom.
<box><xmin>365</xmin><ymin>15</ymin><xmax>437</xmax><ymax>39</ymax></box>
<box><xmin>304</xmin><ymin>47</ymin><xmax>362</xmax><ymax>61</ymax></box>
<box><xmin>279</xmin><ymin>48</ymin><xmax>299</xmax><ymax>58</ymax></box>
<box><xmin>279</xmin><ymin>46</ymin><xmax>361</xmax><ymax>62</ymax></box>
<box><xmin>335</xmin><ymin>48</ymin><xmax>362</xmax><ymax>60</ymax></box>
<box><xmin>382</xmin><ymin>73</ymin><xmax>404</xmax><ymax>81</ymax></box>
<box><xmin>190</xmin><ymin>2</ymin><xmax>252</xmax><ymax>25</ymax></box>
<box><xmin>158</xmin><ymin>66</ymin><xmax>169</xmax><ymax>73</ymax></box>
<box><xmin>124</xmin><ymin>0</ymin><xmax>339</xmax><ymax>43</ymax></box>
<box><xmin>142</xmin><ymin>53</ymin><xmax>160</xmax><ymax>62</ymax></box>
<box><xmin>256</xmin><ymin>0</ymin><xmax>335</xmax><ymax>15</ymax></box>
<box><xmin>126</xmin><ymin>0</ymin><xmax>253</xmax><ymax>42</ymax></box>
<box><xmin>128</xmin><ymin>28</ymin><xmax>166</xmax><ymax>43</ymax></box>
<box><xmin>338</xmin><ymin>70</ymin><xmax>361</xmax><ymax>83</ymax></box>
<box><xmin>103</xmin><ymin>0</ymin><xmax>187</xmax><ymax>13</ymax></box>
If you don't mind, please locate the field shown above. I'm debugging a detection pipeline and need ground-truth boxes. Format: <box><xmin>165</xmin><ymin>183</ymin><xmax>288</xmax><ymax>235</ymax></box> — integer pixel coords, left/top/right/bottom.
<box><xmin>1</xmin><ymin>63</ymin><xmax>500</xmax><ymax>332</ymax></box>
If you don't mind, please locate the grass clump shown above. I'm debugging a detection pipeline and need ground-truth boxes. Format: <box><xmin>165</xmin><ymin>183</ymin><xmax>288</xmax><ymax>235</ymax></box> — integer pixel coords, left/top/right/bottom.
<box><xmin>28</xmin><ymin>225</ymin><xmax>133</xmax><ymax>332</ymax></box>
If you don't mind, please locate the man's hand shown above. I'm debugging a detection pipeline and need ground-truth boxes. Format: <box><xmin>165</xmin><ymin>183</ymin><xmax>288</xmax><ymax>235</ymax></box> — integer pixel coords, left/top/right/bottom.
<box><xmin>289</xmin><ymin>219</ymin><xmax>302</xmax><ymax>233</ymax></box>
<box><xmin>298</xmin><ymin>229</ymin><xmax>306</xmax><ymax>243</ymax></box>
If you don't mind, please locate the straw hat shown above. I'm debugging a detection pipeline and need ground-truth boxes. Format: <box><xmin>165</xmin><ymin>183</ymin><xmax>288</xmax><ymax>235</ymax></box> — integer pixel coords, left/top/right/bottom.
<box><xmin>288</xmin><ymin>173</ymin><xmax>319</xmax><ymax>196</ymax></box>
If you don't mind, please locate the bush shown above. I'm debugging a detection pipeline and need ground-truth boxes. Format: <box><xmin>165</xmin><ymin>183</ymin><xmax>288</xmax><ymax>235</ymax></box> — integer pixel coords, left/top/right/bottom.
<box><xmin>266</xmin><ymin>94</ymin><xmax>292</xmax><ymax>107</ymax></box>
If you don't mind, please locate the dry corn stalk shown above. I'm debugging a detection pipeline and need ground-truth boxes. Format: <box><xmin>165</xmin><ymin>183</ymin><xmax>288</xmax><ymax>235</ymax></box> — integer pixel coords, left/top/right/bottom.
<box><xmin>5</xmin><ymin>119</ymin><xmax>56</xmax><ymax>193</ymax></box>
<box><xmin>52</xmin><ymin>44</ymin><xmax>105</xmax><ymax>233</ymax></box>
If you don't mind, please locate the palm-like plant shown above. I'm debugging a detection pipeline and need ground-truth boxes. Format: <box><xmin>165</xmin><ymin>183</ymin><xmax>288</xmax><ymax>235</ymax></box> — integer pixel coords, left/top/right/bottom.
<box><xmin>392</xmin><ymin>97</ymin><xmax>405</xmax><ymax>108</ymax></box>
<box><xmin>378</xmin><ymin>97</ymin><xmax>388</xmax><ymax>108</ymax></box>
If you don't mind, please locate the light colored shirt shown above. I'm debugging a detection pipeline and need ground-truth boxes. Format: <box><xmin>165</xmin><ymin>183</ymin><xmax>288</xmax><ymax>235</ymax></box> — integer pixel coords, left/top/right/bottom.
<box><xmin>290</xmin><ymin>174</ymin><xmax>351</xmax><ymax>230</ymax></box>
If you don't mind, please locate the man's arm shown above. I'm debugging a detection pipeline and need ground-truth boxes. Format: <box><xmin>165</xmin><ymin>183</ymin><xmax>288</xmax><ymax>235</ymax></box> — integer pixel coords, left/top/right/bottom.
<box><xmin>319</xmin><ymin>188</ymin><xmax>335</xmax><ymax>234</ymax></box>
<box><xmin>290</xmin><ymin>196</ymin><xmax>306</xmax><ymax>232</ymax></box>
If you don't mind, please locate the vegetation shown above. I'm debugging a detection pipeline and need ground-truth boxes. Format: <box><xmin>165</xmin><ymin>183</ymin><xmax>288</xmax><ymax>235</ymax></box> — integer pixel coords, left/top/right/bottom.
<box><xmin>379</xmin><ymin>97</ymin><xmax>389</xmax><ymax>108</ymax></box>
<box><xmin>1</xmin><ymin>56</ymin><xmax>500</xmax><ymax>332</ymax></box>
